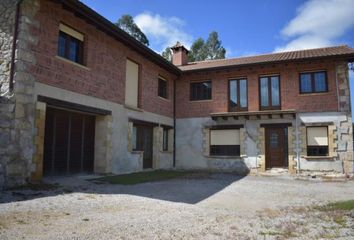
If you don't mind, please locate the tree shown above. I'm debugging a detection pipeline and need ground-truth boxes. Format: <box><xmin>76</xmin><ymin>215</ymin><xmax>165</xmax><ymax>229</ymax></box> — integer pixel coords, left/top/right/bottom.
<box><xmin>161</xmin><ymin>47</ymin><xmax>172</xmax><ymax>62</ymax></box>
<box><xmin>188</xmin><ymin>38</ymin><xmax>207</xmax><ymax>62</ymax></box>
<box><xmin>188</xmin><ymin>31</ymin><xmax>226</xmax><ymax>62</ymax></box>
<box><xmin>116</xmin><ymin>15</ymin><xmax>149</xmax><ymax>46</ymax></box>
<box><xmin>204</xmin><ymin>31</ymin><xmax>226</xmax><ymax>60</ymax></box>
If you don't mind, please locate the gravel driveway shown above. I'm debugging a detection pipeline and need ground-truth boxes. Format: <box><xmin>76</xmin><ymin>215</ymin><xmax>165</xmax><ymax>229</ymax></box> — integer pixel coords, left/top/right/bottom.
<box><xmin>0</xmin><ymin>174</ymin><xmax>353</xmax><ymax>239</ymax></box>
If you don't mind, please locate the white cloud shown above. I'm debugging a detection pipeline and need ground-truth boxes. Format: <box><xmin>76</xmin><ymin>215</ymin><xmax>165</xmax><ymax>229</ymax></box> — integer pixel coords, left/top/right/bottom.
<box><xmin>275</xmin><ymin>0</ymin><xmax>354</xmax><ymax>52</ymax></box>
<box><xmin>134</xmin><ymin>12</ymin><xmax>192</xmax><ymax>52</ymax></box>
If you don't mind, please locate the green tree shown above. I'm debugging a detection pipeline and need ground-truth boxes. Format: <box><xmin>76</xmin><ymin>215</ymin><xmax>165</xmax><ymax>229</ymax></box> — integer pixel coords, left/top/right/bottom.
<box><xmin>204</xmin><ymin>31</ymin><xmax>226</xmax><ymax>60</ymax></box>
<box><xmin>188</xmin><ymin>31</ymin><xmax>226</xmax><ymax>62</ymax></box>
<box><xmin>116</xmin><ymin>15</ymin><xmax>149</xmax><ymax>46</ymax></box>
<box><xmin>161</xmin><ymin>47</ymin><xmax>172</xmax><ymax>62</ymax></box>
<box><xmin>188</xmin><ymin>38</ymin><xmax>207</xmax><ymax>62</ymax></box>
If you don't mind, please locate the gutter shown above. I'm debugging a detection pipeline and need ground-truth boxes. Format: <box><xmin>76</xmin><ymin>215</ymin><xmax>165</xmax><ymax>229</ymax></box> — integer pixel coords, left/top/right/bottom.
<box><xmin>9</xmin><ymin>0</ymin><xmax>23</xmax><ymax>93</ymax></box>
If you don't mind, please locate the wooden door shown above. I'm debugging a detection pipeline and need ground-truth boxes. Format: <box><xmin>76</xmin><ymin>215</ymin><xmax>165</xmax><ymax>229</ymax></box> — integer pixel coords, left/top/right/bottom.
<box><xmin>265</xmin><ymin>127</ymin><xmax>286</xmax><ymax>168</ymax></box>
<box><xmin>43</xmin><ymin>108</ymin><xmax>95</xmax><ymax>175</ymax></box>
<box><xmin>135</xmin><ymin>125</ymin><xmax>153</xmax><ymax>169</ymax></box>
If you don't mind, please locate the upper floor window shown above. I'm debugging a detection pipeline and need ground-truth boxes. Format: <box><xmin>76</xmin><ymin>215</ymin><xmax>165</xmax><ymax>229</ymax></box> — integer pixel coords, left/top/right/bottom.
<box><xmin>229</xmin><ymin>78</ymin><xmax>247</xmax><ymax>112</ymax></box>
<box><xmin>158</xmin><ymin>77</ymin><xmax>167</xmax><ymax>99</ymax></box>
<box><xmin>300</xmin><ymin>71</ymin><xmax>328</xmax><ymax>94</ymax></box>
<box><xmin>259</xmin><ymin>75</ymin><xmax>280</xmax><ymax>110</ymax></box>
<box><xmin>125</xmin><ymin>59</ymin><xmax>139</xmax><ymax>108</ymax></box>
<box><xmin>210</xmin><ymin>128</ymin><xmax>240</xmax><ymax>156</ymax></box>
<box><xmin>190</xmin><ymin>80</ymin><xmax>212</xmax><ymax>101</ymax></box>
<box><xmin>58</xmin><ymin>23</ymin><xmax>84</xmax><ymax>64</ymax></box>
<box><xmin>307</xmin><ymin>126</ymin><xmax>328</xmax><ymax>156</ymax></box>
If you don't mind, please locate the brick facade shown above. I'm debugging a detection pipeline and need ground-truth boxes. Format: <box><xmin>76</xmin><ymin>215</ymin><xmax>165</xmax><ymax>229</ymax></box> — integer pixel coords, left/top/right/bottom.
<box><xmin>32</xmin><ymin>0</ymin><xmax>176</xmax><ymax>118</ymax></box>
<box><xmin>176</xmin><ymin>60</ymin><xmax>339</xmax><ymax>118</ymax></box>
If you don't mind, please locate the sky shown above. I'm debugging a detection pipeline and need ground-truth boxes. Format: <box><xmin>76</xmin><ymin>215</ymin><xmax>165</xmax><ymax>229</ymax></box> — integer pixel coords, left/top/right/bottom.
<box><xmin>81</xmin><ymin>0</ymin><xmax>354</xmax><ymax>116</ymax></box>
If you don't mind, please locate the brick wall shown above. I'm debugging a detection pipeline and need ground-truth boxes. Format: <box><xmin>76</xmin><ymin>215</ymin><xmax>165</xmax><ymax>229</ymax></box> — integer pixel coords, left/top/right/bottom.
<box><xmin>32</xmin><ymin>0</ymin><xmax>176</xmax><ymax>118</ymax></box>
<box><xmin>176</xmin><ymin>60</ymin><xmax>339</xmax><ymax>118</ymax></box>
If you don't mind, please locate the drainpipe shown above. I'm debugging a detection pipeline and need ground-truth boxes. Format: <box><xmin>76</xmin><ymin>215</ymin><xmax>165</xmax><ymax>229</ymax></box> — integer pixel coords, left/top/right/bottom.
<box><xmin>173</xmin><ymin>77</ymin><xmax>176</xmax><ymax>168</ymax></box>
<box><xmin>296</xmin><ymin>113</ymin><xmax>301</xmax><ymax>174</ymax></box>
<box><xmin>9</xmin><ymin>0</ymin><xmax>23</xmax><ymax>93</ymax></box>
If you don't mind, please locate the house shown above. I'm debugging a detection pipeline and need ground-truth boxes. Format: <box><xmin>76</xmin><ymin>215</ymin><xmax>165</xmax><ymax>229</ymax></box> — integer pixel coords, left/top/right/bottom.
<box><xmin>0</xmin><ymin>0</ymin><xmax>353</xmax><ymax>188</ymax></box>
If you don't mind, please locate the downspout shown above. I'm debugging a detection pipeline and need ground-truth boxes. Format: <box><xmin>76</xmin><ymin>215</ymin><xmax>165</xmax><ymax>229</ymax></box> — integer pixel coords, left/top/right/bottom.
<box><xmin>173</xmin><ymin>76</ymin><xmax>177</xmax><ymax>168</ymax></box>
<box><xmin>9</xmin><ymin>0</ymin><xmax>23</xmax><ymax>93</ymax></box>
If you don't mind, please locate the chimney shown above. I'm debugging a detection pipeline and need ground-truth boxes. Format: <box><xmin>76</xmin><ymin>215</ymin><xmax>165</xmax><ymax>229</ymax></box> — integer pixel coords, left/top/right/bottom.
<box><xmin>171</xmin><ymin>41</ymin><xmax>189</xmax><ymax>66</ymax></box>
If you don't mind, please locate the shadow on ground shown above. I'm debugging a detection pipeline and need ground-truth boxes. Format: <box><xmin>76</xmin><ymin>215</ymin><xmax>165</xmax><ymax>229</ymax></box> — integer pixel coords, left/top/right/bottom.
<box><xmin>0</xmin><ymin>172</ymin><xmax>246</xmax><ymax>205</ymax></box>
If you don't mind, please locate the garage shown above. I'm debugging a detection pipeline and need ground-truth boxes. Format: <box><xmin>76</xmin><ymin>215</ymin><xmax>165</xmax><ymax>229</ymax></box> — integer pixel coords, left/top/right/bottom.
<box><xmin>43</xmin><ymin>107</ymin><xmax>96</xmax><ymax>175</ymax></box>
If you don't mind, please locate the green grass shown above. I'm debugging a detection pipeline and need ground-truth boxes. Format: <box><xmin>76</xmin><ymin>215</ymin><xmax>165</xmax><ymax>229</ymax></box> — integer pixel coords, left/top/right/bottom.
<box><xmin>318</xmin><ymin>199</ymin><xmax>354</xmax><ymax>211</ymax></box>
<box><xmin>92</xmin><ymin>170</ymin><xmax>192</xmax><ymax>185</ymax></box>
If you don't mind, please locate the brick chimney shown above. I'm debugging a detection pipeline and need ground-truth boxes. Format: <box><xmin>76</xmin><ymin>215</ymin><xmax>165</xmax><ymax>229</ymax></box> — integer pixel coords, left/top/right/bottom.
<box><xmin>171</xmin><ymin>41</ymin><xmax>189</xmax><ymax>66</ymax></box>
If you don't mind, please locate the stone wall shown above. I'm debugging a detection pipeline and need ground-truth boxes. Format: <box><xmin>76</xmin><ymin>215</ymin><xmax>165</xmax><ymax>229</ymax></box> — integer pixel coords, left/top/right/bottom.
<box><xmin>0</xmin><ymin>0</ymin><xmax>40</xmax><ymax>189</ymax></box>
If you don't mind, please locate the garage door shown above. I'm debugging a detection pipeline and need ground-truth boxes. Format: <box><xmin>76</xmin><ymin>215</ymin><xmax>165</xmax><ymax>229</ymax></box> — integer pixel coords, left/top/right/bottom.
<box><xmin>43</xmin><ymin>107</ymin><xmax>95</xmax><ymax>175</ymax></box>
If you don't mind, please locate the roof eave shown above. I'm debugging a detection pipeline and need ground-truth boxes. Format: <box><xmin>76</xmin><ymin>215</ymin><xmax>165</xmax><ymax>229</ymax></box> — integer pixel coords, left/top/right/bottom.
<box><xmin>57</xmin><ymin>0</ymin><xmax>181</xmax><ymax>75</ymax></box>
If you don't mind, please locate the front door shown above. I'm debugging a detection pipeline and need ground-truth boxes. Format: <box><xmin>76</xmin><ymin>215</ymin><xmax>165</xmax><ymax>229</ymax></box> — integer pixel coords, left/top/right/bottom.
<box><xmin>265</xmin><ymin>127</ymin><xmax>287</xmax><ymax>168</ymax></box>
<box><xmin>136</xmin><ymin>125</ymin><xmax>153</xmax><ymax>169</ymax></box>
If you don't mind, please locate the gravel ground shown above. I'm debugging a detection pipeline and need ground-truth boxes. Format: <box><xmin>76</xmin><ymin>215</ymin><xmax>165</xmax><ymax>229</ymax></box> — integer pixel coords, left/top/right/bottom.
<box><xmin>0</xmin><ymin>174</ymin><xmax>353</xmax><ymax>239</ymax></box>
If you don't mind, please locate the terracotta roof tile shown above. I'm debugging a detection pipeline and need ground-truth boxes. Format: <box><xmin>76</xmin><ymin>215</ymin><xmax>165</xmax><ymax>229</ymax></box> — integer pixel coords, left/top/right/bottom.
<box><xmin>179</xmin><ymin>45</ymin><xmax>354</xmax><ymax>71</ymax></box>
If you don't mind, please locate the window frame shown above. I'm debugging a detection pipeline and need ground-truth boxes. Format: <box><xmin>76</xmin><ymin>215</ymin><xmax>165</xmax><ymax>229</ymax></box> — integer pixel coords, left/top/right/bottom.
<box><xmin>190</xmin><ymin>80</ymin><xmax>212</xmax><ymax>101</ymax></box>
<box><xmin>209</xmin><ymin>126</ymin><xmax>242</xmax><ymax>157</ymax></box>
<box><xmin>57</xmin><ymin>27</ymin><xmax>84</xmax><ymax>65</ymax></box>
<box><xmin>306</xmin><ymin>126</ymin><xmax>329</xmax><ymax>157</ymax></box>
<box><xmin>162</xmin><ymin>127</ymin><xmax>169</xmax><ymax>151</ymax></box>
<box><xmin>258</xmin><ymin>75</ymin><xmax>281</xmax><ymax>111</ymax></box>
<box><xmin>228</xmin><ymin>78</ymin><xmax>248</xmax><ymax>112</ymax></box>
<box><xmin>299</xmin><ymin>71</ymin><xmax>328</xmax><ymax>94</ymax></box>
<box><xmin>158</xmin><ymin>77</ymin><xmax>168</xmax><ymax>99</ymax></box>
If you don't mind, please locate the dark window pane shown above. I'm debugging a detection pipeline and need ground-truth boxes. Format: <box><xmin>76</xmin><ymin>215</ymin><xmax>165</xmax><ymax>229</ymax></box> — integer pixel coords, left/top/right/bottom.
<box><xmin>307</xmin><ymin>146</ymin><xmax>328</xmax><ymax>156</ymax></box>
<box><xmin>190</xmin><ymin>81</ymin><xmax>212</xmax><ymax>100</ymax></box>
<box><xmin>210</xmin><ymin>145</ymin><xmax>240</xmax><ymax>156</ymax></box>
<box><xmin>260</xmin><ymin>77</ymin><xmax>269</xmax><ymax>107</ymax></box>
<box><xmin>163</xmin><ymin>128</ymin><xmax>168</xmax><ymax>151</ymax></box>
<box><xmin>229</xmin><ymin>80</ymin><xmax>237</xmax><ymax>108</ymax></box>
<box><xmin>314</xmin><ymin>72</ymin><xmax>326</xmax><ymax>92</ymax></box>
<box><xmin>69</xmin><ymin>38</ymin><xmax>80</xmax><ymax>62</ymax></box>
<box><xmin>300</xmin><ymin>73</ymin><xmax>312</xmax><ymax>93</ymax></box>
<box><xmin>271</xmin><ymin>76</ymin><xmax>280</xmax><ymax>106</ymax></box>
<box><xmin>58</xmin><ymin>31</ymin><xmax>66</xmax><ymax>58</ymax></box>
<box><xmin>158</xmin><ymin>78</ymin><xmax>167</xmax><ymax>98</ymax></box>
<box><xmin>239</xmin><ymin>79</ymin><xmax>247</xmax><ymax>108</ymax></box>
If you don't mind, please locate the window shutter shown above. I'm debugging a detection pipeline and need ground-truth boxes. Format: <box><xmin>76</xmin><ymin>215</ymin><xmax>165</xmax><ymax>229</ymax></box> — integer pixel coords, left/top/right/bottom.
<box><xmin>210</xmin><ymin>129</ymin><xmax>240</xmax><ymax>145</ymax></box>
<box><xmin>125</xmin><ymin>60</ymin><xmax>139</xmax><ymax>107</ymax></box>
<box><xmin>307</xmin><ymin>127</ymin><xmax>328</xmax><ymax>146</ymax></box>
<box><xmin>59</xmin><ymin>23</ymin><xmax>84</xmax><ymax>41</ymax></box>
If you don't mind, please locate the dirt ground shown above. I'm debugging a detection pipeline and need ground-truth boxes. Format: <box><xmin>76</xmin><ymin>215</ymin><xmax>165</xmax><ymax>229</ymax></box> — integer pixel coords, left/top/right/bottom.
<box><xmin>0</xmin><ymin>174</ymin><xmax>353</xmax><ymax>239</ymax></box>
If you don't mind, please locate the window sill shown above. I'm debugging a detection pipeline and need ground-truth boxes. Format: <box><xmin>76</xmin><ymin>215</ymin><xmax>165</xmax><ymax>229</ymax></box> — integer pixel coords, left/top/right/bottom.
<box><xmin>303</xmin><ymin>156</ymin><xmax>335</xmax><ymax>161</ymax></box>
<box><xmin>131</xmin><ymin>150</ymin><xmax>143</xmax><ymax>154</ymax></box>
<box><xmin>124</xmin><ymin>104</ymin><xmax>143</xmax><ymax>112</ymax></box>
<box><xmin>299</xmin><ymin>92</ymin><xmax>329</xmax><ymax>96</ymax></box>
<box><xmin>160</xmin><ymin>150</ymin><xmax>173</xmax><ymax>153</ymax></box>
<box><xmin>158</xmin><ymin>96</ymin><xmax>170</xmax><ymax>102</ymax></box>
<box><xmin>205</xmin><ymin>155</ymin><xmax>244</xmax><ymax>159</ymax></box>
<box><xmin>190</xmin><ymin>99</ymin><xmax>213</xmax><ymax>103</ymax></box>
<box><xmin>55</xmin><ymin>55</ymin><xmax>90</xmax><ymax>70</ymax></box>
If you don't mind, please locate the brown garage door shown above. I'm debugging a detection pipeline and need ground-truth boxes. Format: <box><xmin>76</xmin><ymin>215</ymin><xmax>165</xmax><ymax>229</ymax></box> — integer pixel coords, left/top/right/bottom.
<box><xmin>43</xmin><ymin>107</ymin><xmax>95</xmax><ymax>175</ymax></box>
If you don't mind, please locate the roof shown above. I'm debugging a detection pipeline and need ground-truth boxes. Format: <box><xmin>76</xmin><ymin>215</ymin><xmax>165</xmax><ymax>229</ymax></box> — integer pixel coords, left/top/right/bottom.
<box><xmin>55</xmin><ymin>0</ymin><xmax>181</xmax><ymax>75</ymax></box>
<box><xmin>179</xmin><ymin>45</ymin><xmax>354</xmax><ymax>72</ymax></box>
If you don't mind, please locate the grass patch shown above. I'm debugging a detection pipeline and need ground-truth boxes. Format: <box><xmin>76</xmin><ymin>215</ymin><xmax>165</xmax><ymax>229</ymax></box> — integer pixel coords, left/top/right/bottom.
<box><xmin>92</xmin><ymin>170</ymin><xmax>192</xmax><ymax>185</ymax></box>
<box><xmin>317</xmin><ymin>199</ymin><xmax>354</xmax><ymax>211</ymax></box>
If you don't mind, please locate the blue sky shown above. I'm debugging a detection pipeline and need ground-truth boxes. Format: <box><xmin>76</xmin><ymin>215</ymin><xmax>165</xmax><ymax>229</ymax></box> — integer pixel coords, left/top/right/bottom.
<box><xmin>82</xmin><ymin>0</ymin><xmax>354</xmax><ymax>116</ymax></box>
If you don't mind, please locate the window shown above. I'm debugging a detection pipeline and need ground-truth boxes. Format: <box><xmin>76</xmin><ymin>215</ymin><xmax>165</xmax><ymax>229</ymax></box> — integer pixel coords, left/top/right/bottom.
<box><xmin>300</xmin><ymin>71</ymin><xmax>328</xmax><ymax>94</ymax></box>
<box><xmin>158</xmin><ymin>77</ymin><xmax>167</xmax><ymax>99</ymax></box>
<box><xmin>210</xmin><ymin>129</ymin><xmax>240</xmax><ymax>156</ymax></box>
<box><xmin>58</xmin><ymin>23</ymin><xmax>84</xmax><ymax>64</ymax></box>
<box><xmin>163</xmin><ymin>128</ymin><xmax>169</xmax><ymax>151</ymax></box>
<box><xmin>307</xmin><ymin>126</ymin><xmax>329</xmax><ymax>156</ymax></box>
<box><xmin>259</xmin><ymin>75</ymin><xmax>280</xmax><ymax>110</ymax></box>
<box><xmin>190</xmin><ymin>80</ymin><xmax>212</xmax><ymax>101</ymax></box>
<box><xmin>125</xmin><ymin>59</ymin><xmax>139</xmax><ymax>108</ymax></box>
<box><xmin>229</xmin><ymin>79</ymin><xmax>247</xmax><ymax>112</ymax></box>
